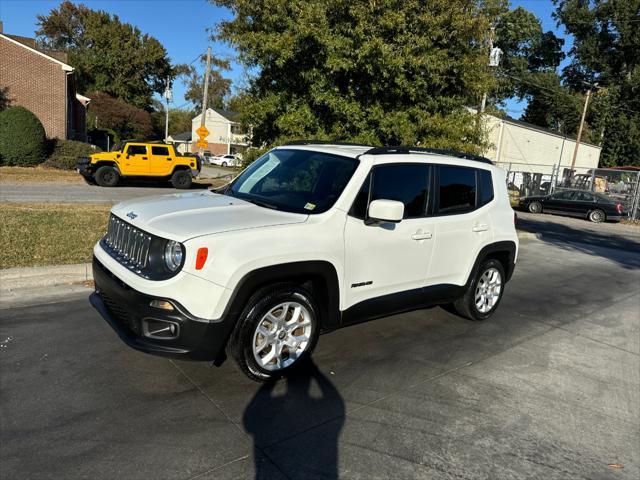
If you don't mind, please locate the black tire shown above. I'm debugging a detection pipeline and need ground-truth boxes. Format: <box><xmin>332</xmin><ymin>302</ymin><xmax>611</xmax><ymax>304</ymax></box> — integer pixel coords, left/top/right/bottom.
<box><xmin>221</xmin><ymin>161</ymin><xmax>228</xmax><ymax>167</ymax></box>
<box><xmin>171</xmin><ymin>169</ymin><xmax>192</xmax><ymax>189</ymax></box>
<box><xmin>528</xmin><ymin>201</ymin><xmax>542</xmax><ymax>214</ymax></box>
<box><xmin>95</xmin><ymin>166</ymin><xmax>119</xmax><ymax>187</ymax></box>
<box><xmin>588</xmin><ymin>209</ymin><xmax>605</xmax><ymax>223</ymax></box>
<box><xmin>227</xmin><ymin>284</ymin><xmax>320</xmax><ymax>382</ymax></box>
<box><xmin>452</xmin><ymin>259</ymin><xmax>506</xmax><ymax>321</ymax></box>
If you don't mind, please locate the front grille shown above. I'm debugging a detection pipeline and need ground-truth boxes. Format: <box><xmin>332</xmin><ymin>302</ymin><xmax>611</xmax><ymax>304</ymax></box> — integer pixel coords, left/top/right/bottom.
<box><xmin>103</xmin><ymin>215</ymin><xmax>152</xmax><ymax>273</ymax></box>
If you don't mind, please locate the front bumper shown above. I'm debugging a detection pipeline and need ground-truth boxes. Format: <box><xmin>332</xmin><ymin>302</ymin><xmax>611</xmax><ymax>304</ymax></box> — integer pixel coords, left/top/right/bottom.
<box><xmin>76</xmin><ymin>157</ymin><xmax>93</xmax><ymax>177</ymax></box>
<box><xmin>91</xmin><ymin>257</ymin><xmax>231</xmax><ymax>362</ymax></box>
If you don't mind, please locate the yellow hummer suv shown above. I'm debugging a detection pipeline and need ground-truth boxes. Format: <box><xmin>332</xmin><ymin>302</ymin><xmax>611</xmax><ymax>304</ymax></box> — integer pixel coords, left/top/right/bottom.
<box><xmin>76</xmin><ymin>141</ymin><xmax>201</xmax><ymax>189</ymax></box>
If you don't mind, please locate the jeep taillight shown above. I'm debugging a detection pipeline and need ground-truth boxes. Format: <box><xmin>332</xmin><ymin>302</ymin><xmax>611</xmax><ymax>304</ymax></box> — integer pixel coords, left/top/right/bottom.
<box><xmin>616</xmin><ymin>203</ymin><xmax>623</xmax><ymax>214</ymax></box>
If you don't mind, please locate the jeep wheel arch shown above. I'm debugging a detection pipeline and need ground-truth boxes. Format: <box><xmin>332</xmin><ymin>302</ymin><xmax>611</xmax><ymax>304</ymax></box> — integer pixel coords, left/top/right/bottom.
<box><xmin>465</xmin><ymin>241</ymin><xmax>517</xmax><ymax>287</ymax></box>
<box><xmin>212</xmin><ymin>261</ymin><xmax>341</xmax><ymax>364</ymax></box>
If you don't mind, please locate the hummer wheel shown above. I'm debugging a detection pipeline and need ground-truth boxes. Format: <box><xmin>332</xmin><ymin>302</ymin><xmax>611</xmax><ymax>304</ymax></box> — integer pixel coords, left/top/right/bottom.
<box><xmin>95</xmin><ymin>166</ymin><xmax>120</xmax><ymax>187</ymax></box>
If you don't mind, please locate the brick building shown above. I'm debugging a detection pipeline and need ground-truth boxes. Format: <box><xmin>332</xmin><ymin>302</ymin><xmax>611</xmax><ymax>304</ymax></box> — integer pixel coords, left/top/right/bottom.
<box><xmin>0</xmin><ymin>26</ymin><xmax>89</xmax><ymax>141</ymax></box>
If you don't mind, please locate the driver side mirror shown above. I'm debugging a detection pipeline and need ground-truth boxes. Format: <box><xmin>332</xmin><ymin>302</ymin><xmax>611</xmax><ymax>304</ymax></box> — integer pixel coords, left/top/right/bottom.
<box><xmin>366</xmin><ymin>199</ymin><xmax>404</xmax><ymax>224</ymax></box>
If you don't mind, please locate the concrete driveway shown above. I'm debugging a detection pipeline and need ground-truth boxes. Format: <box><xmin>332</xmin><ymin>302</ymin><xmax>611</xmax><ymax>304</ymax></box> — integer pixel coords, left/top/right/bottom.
<box><xmin>0</xmin><ymin>166</ymin><xmax>234</xmax><ymax>204</ymax></box>
<box><xmin>1</xmin><ymin>238</ymin><xmax>639</xmax><ymax>479</ymax></box>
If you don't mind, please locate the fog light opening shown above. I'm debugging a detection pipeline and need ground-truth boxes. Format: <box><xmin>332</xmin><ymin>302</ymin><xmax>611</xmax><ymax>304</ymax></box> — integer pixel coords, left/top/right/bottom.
<box><xmin>142</xmin><ymin>318</ymin><xmax>180</xmax><ymax>340</ymax></box>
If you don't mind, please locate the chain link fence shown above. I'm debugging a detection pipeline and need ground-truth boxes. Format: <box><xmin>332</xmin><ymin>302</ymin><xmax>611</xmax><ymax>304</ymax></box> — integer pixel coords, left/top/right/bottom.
<box><xmin>497</xmin><ymin>161</ymin><xmax>640</xmax><ymax>220</ymax></box>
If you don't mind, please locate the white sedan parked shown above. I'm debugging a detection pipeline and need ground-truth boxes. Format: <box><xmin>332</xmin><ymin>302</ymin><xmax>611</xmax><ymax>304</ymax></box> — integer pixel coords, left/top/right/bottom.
<box><xmin>209</xmin><ymin>154</ymin><xmax>241</xmax><ymax>167</ymax></box>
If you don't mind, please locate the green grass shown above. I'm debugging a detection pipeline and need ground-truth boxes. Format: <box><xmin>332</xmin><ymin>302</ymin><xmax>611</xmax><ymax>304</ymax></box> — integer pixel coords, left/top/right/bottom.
<box><xmin>0</xmin><ymin>203</ymin><xmax>111</xmax><ymax>269</ymax></box>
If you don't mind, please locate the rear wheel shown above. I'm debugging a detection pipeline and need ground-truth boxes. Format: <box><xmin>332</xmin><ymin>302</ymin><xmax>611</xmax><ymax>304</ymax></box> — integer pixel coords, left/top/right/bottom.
<box><xmin>528</xmin><ymin>201</ymin><xmax>542</xmax><ymax>214</ymax></box>
<box><xmin>221</xmin><ymin>161</ymin><xmax>228</xmax><ymax>167</ymax></box>
<box><xmin>95</xmin><ymin>166</ymin><xmax>119</xmax><ymax>187</ymax></box>
<box><xmin>588</xmin><ymin>209</ymin><xmax>605</xmax><ymax>223</ymax></box>
<box><xmin>228</xmin><ymin>284</ymin><xmax>319</xmax><ymax>382</ymax></box>
<box><xmin>171</xmin><ymin>170</ymin><xmax>192</xmax><ymax>189</ymax></box>
<box><xmin>452</xmin><ymin>259</ymin><xmax>505</xmax><ymax>321</ymax></box>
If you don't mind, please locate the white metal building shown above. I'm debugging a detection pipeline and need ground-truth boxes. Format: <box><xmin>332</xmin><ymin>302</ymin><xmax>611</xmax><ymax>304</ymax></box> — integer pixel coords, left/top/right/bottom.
<box><xmin>482</xmin><ymin>114</ymin><xmax>602</xmax><ymax>174</ymax></box>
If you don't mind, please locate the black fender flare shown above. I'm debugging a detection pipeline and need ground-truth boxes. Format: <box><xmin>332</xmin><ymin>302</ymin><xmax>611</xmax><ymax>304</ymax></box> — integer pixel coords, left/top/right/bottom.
<box><xmin>466</xmin><ymin>240</ymin><xmax>517</xmax><ymax>287</ymax></box>
<box><xmin>212</xmin><ymin>261</ymin><xmax>341</xmax><ymax>365</ymax></box>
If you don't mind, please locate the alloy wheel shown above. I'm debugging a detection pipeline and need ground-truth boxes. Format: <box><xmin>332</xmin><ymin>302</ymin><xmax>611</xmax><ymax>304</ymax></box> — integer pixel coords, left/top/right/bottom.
<box><xmin>252</xmin><ymin>302</ymin><xmax>313</xmax><ymax>371</ymax></box>
<box><xmin>475</xmin><ymin>267</ymin><xmax>502</xmax><ymax>314</ymax></box>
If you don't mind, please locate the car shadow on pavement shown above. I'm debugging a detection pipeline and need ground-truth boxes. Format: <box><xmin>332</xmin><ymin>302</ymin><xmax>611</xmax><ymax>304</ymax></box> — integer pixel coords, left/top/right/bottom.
<box><xmin>518</xmin><ymin>217</ymin><xmax>640</xmax><ymax>269</ymax></box>
<box><xmin>115</xmin><ymin>179</ymin><xmax>212</xmax><ymax>190</ymax></box>
<box><xmin>242</xmin><ymin>360</ymin><xmax>345</xmax><ymax>480</ymax></box>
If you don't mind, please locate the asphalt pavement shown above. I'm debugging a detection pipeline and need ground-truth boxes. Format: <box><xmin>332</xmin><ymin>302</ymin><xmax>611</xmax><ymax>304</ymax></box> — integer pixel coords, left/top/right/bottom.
<box><xmin>1</xmin><ymin>237</ymin><xmax>639</xmax><ymax>479</ymax></box>
<box><xmin>0</xmin><ymin>166</ymin><xmax>234</xmax><ymax>204</ymax></box>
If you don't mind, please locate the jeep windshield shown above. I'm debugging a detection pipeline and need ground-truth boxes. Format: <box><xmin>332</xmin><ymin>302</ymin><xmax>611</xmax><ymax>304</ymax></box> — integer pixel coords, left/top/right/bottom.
<box><xmin>226</xmin><ymin>149</ymin><xmax>359</xmax><ymax>214</ymax></box>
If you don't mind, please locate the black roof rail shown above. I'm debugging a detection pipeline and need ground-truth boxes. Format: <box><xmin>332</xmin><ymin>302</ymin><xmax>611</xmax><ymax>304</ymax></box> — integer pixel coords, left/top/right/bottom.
<box><xmin>362</xmin><ymin>146</ymin><xmax>493</xmax><ymax>165</ymax></box>
<box><xmin>282</xmin><ymin>140</ymin><xmax>374</xmax><ymax>147</ymax></box>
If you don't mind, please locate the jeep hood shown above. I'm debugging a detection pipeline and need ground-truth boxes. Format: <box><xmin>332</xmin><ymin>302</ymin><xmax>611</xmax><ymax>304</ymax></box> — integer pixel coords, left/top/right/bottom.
<box><xmin>110</xmin><ymin>191</ymin><xmax>308</xmax><ymax>242</ymax></box>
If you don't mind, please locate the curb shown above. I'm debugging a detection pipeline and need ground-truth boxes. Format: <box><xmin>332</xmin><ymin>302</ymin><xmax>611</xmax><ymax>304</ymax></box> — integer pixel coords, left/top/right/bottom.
<box><xmin>0</xmin><ymin>263</ymin><xmax>92</xmax><ymax>293</ymax></box>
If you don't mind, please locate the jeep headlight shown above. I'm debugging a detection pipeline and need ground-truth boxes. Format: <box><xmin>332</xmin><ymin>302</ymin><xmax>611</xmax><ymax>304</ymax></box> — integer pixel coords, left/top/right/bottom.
<box><xmin>164</xmin><ymin>240</ymin><xmax>184</xmax><ymax>272</ymax></box>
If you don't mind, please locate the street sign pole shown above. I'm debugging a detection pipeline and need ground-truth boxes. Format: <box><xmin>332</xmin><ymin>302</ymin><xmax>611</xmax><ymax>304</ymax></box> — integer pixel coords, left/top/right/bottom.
<box><xmin>198</xmin><ymin>47</ymin><xmax>212</xmax><ymax>156</ymax></box>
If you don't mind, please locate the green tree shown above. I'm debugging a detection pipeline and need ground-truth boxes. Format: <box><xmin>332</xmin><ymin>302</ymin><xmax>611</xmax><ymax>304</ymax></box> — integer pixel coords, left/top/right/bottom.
<box><xmin>181</xmin><ymin>56</ymin><xmax>232</xmax><ymax>111</ymax></box>
<box><xmin>36</xmin><ymin>1</ymin><xmax>173</xmax><ymax>109</ymax></box>
<box><xmin>151</xmin><ymin>108</ymin><xmax>196</xmax><ymax>137</ymax></box>
<box><xmin>0</xmin><ymin>107</ymin><xmax>47</xmax><ymax>166</ymax></box>
<box><xmin>210</xmin><ymin>0</ymin><xmax>495</xmax><ymax>152</ymax></box>
<box><xmin>554</xmin><ymin>0</ymin><xmax>640</xmax><ymax>166</ymax></box>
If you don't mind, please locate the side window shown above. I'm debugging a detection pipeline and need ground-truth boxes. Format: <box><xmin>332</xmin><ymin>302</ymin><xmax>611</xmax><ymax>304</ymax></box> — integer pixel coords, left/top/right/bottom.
<box><xmin>151</xmin><ymin>146</ymin><xmax>169</xmax><ymax>156</ymax></box>
<box><xmin>126</xmin><ymin>145</ymin><xmax>147</xmax><ymax>156</ymax></box>
<box><xmin>575</xmin><ymin>191</ymin><xmax>594</xmax><ymax>202</ymax></box>
<box><xmin>478</xmin><ymin>169</ymin><xmax>494</xmax><ymax>207</ymax></box>
<box><xmin>350</xmin><ymin>164</ymin><xmax>430</xmax><ymax>219</ymax></box>
<box><xmin>552</xmin><ymin>190</ymin><xmax>575</xmax><ymax>200</ymax></box>
<box><xmin>437</xmin><ymin>166</ymin><xmax>477</xmax><ymax>215</ymax></box>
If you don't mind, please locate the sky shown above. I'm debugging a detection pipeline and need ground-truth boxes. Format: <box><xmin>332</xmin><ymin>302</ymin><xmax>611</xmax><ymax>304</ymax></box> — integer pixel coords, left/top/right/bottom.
<box><xmin>0</xmin><ymin>0</ymin><xmax>569</xmax><ymax>118</ymax></box>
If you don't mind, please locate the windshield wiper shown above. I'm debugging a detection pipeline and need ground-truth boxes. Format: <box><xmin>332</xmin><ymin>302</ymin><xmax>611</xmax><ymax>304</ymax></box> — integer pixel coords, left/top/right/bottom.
<box><xmin>243</xmin><ymin>198</ymin><xmax>279</xmax><ymax>210</ymax></box>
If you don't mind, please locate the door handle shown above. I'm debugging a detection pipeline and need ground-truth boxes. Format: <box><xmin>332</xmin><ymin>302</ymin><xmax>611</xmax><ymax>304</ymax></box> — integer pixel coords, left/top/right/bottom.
<box><xmin>411</xmin><ymin>231</ymin><xmax>432</xmax><ymax>241</ymax></box>
<box><xmin>141</xmin><ymin>156</ymin><xmax>148</xmax><ymax>160</ymax></box>
<box><xmin>472</xmin><ymin>224</ymin><xmax>489</xmax><ymax>232</ymax></box>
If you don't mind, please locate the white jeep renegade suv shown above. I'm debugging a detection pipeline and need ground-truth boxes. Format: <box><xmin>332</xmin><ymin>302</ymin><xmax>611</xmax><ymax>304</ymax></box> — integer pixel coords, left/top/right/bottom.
<box><xmin>90</xmin><ymin>142</ymin><xmax>518</xmax><ymax>381</ymax></box>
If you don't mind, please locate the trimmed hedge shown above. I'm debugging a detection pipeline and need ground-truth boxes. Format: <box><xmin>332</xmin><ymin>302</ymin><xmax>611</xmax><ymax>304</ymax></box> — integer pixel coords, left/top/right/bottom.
<box><xmin>44</xmin><ymin>139</ymin><xmax>101</xmax><ymax>170</ymax></box>
<box><xmin>0</xmin><ymin>106</ymin><xmax>47</xmax><ymax>166</ymax></box>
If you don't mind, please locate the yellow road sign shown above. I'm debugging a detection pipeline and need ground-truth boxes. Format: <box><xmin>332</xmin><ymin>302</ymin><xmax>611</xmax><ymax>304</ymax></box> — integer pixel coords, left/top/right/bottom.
<box><xmin>196</xmin><ymin>139</ymin><xmax>208</xmax><ymax>148</ymax></box>
<box><xmin>196</xmin><ymin>125</ymin><xmax>209</xmax><ymax>139</ymax></box>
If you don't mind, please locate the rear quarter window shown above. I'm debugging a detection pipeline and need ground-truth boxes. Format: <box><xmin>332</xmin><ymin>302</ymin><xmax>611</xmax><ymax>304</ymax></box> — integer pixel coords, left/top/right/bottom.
<box><xmin>478</xmin><ymin>170</ymin><xmax>494</xmax><ymax>207</ymax></box>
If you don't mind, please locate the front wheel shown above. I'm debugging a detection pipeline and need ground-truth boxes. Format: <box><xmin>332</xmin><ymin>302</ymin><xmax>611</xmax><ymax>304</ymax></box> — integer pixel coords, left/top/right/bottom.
<box><xmin>95</xmin><ymin>166</ymin><xmax>119</xmax><ymax>187</ymax></box>
<box><xmin>228</xmin><ymin>285</ymin><xmax>319</xmax><ymax>382</ymax></box>
<box><xmin>171</xmin><ymin>170</ymin><xmax>192</xmax><ymax>189</ymax></box>
<box><xmin>221</xmin><ymin>161</ymin><xmax>228</xmax><ymax>167</ymax></box>
<box><xmin>451</xmin><ymin>259</ymin><xmax>505</xmax><ymax>321</ymax></box>
<box><xmin>588</xmin><ymin>209</ymin><xmax>605</xmax><ymax>223</ymax></box>
<box><xmin>528</xmin><ymin>201</ymin><xmax>542</xmax><ymax>214</ymax></box>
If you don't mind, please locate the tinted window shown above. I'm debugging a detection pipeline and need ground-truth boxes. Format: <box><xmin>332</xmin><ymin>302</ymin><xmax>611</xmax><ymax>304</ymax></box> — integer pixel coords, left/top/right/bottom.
<box><xmin>478</xmin><ymin>170</ymin><xmax>494</xmax><ymax>207</ymax></box>
<box><xmin>350</xmin><ymin>164</ymin><xmax>429</xmax><ymax>219</ymax></box>
<box><xmin>437</xmin><ymin>166</ymin><xmax>476</xmax><ymax>214</ymax></box>
<box><xmin>574</xmin><ymin>191</ymin><xmax>595</xmax><ymax>202</ymax></box>
<box><xmin>126</xmin><ymin>145</ymin><xmax>147</xmax><ymax>156</ymax></box>
<box><xmin>552</xmin><ymin>190</ymin><xmax>575</xmax><ymax>200</ymax></box>
<box><xmin>151</xmin><ymin>146</ymin><xmax>169</xmax><ymax>156</ymax></box>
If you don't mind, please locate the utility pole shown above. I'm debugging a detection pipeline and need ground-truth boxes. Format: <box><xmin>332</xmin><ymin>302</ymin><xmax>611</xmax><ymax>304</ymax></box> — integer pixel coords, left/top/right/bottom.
<box><xmin>163</xmin><ymin>77</ymin><xmax>172</xmax><ymax>142</ymax></box>
<box><xmin>570</xmin><ymin>88</ymin><xmax>592</xmax><ymax>172</ymax></box>
<box><xmin>199</xmin><ymin>47</ymin><xmax>212</xmax><ymax>156</ymax></box>
<box><xmin>481</xmin><ymin>24</ymin><xmax>500</xmax><ymax>113</ymax></box>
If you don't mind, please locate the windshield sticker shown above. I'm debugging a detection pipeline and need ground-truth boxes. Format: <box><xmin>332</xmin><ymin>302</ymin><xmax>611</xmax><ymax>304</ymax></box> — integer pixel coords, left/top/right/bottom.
<box><xmin>304</xmin><ymin>202</ymin><xmax>316</xmax><ymax>211</ymax></box>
